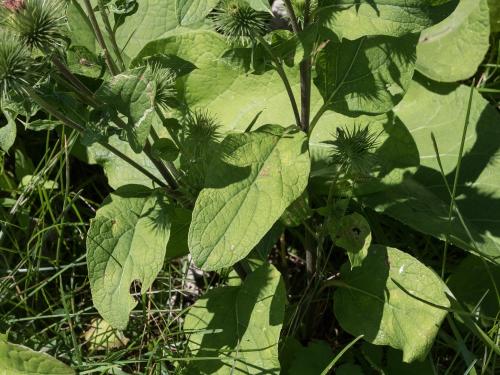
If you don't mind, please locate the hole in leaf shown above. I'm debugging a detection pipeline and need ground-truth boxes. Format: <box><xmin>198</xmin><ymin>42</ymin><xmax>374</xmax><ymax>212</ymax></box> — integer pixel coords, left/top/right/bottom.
<box><xmin>129</xmin><ymin>279</ymin><xmax>142</xmax><ymax>302</ymax></box>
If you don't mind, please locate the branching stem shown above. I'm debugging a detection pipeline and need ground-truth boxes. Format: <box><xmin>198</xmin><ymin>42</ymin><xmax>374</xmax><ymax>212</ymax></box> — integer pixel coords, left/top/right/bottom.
<box><xmin>23</xmin><ymin>85</ymin><xmax>174</xmax><ymax>191</ymax></box>
<box><xmin>49</xmin><ymin>57</ymin><xmax>181</xmax><ymax>190</ymax></box>
<box><xmin>97</xmin><ymin>0</ymin><xmax>126</xmax><ymax>72</ymax></box>
<box><xmin>82</xmin><ymin>0</ymin><xmax>119</xmax><ymax>75</ymax></box>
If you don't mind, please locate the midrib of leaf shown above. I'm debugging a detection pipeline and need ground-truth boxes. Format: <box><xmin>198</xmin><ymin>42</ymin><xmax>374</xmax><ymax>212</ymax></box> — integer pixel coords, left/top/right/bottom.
<box><xmin>324</xmin><ymin>37</ymin><xmax>365</xmax><ymax>107</ymax></box>
<box><xmin>340</xmin><ymin>49</ymin><xmax>396</xmax><ymax>87</ymax></box>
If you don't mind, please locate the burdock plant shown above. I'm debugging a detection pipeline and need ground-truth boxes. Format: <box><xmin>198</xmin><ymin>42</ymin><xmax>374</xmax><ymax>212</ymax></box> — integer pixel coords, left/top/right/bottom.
<box><xmin>213</xmin><ymin>0</ymin><xmax>270</xmax><ymax>45</ymax></box>
<box><xmin>1</xmin><ymin>0</ymin><xmax>480</xmax><ymax>373</ymax></box>
<box><xmin>326</xmin><ymin>124</ymin><xmax>381</xmax><ymax>178</ymax></box>
<box><xmin>147</xmin><ymin>63</ymin><xmax>177</xmax><ymax>111</ymax></box>
<box><xmin>0</xmin><ymin>0</ymin><xmax>181</xmax><ymax>190</ymax></box>
<box><xmin>0</xmin><ymin>30</ymin><xmax>37</xmax><ymax>98</ymax></box>
<box><xmin>1</xmin><ymin>0</ymin><xmax>67</xmax><ymax>51</ymax></box>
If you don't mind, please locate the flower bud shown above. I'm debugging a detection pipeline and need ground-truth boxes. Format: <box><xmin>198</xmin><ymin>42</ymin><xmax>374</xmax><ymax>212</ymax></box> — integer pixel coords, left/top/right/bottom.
<box><xmin>1</xmin><ymin>0</ymin><xmax>67</xmax><ymax>51</ymax></box>
<box><xmin>213</xmin><ymin>0</ymin><xmax>270</xmax><ymax>45</ymax></box>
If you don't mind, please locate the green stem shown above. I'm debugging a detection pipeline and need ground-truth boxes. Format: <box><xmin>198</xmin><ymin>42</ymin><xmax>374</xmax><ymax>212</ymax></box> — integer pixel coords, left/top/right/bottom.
<box><xmin>51</xmin><ymin>56</ymin><xmax>99</xmax><ymax>105</ymax></box>
<box><xmin>309</xmin><ymin>105</ymin><xmax>326</xmax><ymax>135</ymax></box>
<box><xmin>441</xmin><ymin>83</ymin><xmax>475</xmax><ymax>278</ymax></box>
<box><xmin>149</xmin><ymin>125</ymin><xmax>182</xmax><ymax>184</ymax></box>
<box><xmin>23</xmin><ymin>85</ymin><xmax>170</xmax><ymax>189</ymax></box>
<box><xmin>82</xmin><ymin>0</ymin><xmax>119</xmax><ymax>75</ymax></box>
<box><xmin>97</xmin><ymin>0</ymin><xmax>126</xmax><ymax>72</ymax></box>
<box><xmin>299</xmin><ymin>1</ymin><xmax>311</xmax><ymax>132</ymax></box>
<box><xmin>49</xmin><ymin>57</ymin><xmax>181</xmax><ymax>190</ymax></box>
<box><xmin>143</xmin><ymin>141</ymin><xmax>179</xmax><ymax>190</ymax></box>
<box><xmin>256</xmin><ymin>36</ymin><xmax>301</xmax><ymax>128</ymax></box>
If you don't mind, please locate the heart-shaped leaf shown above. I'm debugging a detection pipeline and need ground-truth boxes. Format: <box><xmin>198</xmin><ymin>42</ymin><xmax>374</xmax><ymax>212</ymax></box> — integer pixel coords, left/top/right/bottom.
<box><xmin>314</xmin><ymin>32</ymin><xmax>418</xmax><ymax>116</ymax></box>
<box><xmin>334</xmin><ymin>245</ymin><xmax>449</xmax><ymax>362</ymax></box>
<box><xmin>86</xmin><ymin>185</ymin><xmax>173</xmax><ymax>329</ymax></box>
<box><xmin>188</xmin><ymin>125</ymin><xmax>310</xmax><ymax>270</ymax></box>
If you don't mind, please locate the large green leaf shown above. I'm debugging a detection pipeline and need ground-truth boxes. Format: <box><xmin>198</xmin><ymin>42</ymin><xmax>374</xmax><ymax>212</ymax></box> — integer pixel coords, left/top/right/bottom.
<box><xmin>96</xmin><ymin>68</ymin><xmax>156</xmax><ymax>153</ymax></box>
<box><xmin>334</xmin><ymin>245</ymin><xmax>449</xmax><ymax>362</ymax></box>
<box><xmin>314</xmin><ymin>32</ymin><xmax>418</xmax><ymax>116</ymax></box>
<box><xmin>416</xmin><ymin>0</ymin><xmax>490</xmax><ymax>82</ymax></box>
<box><xmin>113</xmin><ymin>0</ymin><xmax>208</xmax><ymax>60</ymax></box>
<box><xmin>86</xmin><ymin>133</ymin><xmax>162</xmax><ymax>189</ymax></box>
<box><xmin>134</xmin><ymin>31</ymin><xmax>302</xmax><ymax>131</ymax></box>
<box><xmin>67</xmin><ymin>0</ymin><xmax>98</xmax><ymax>54</ymax></box>
<box><xmin>362</xmin><ymin>78</ymin><xmax>500</xmax><ymax>263</ymax></box>
<box><xmin>184</xmin><ymin>263</ymin><xmax>285</xmax><ymax>374</ymax></box>
<box><xmin>0</xmin><ymin>339</ymin><xmax>74</xmax><ymax>375</ymax></box>
<box><xmin>320</xmin><ymin>0</ymin><xmax>456</xmax><ymax>40</ymax></box>
<box><xmin>188</xmin><ymin>125</ymin><xmax>310</xmax><ymax>270</ymax></box>
<box><xmin>245</xmin><ymin>0</ymin><xmax>271</xmax><ymax>12</ymax></box>
<box><xmin>135</xmin><ymin>30</ymin><xmax>408</xmax><ymax>132</ymax></box>
<box><xmin>316</xmin><ymin>78</ymin><xmax>500</xmax><ymax>263</ymax></box>
<box><xmin>86</xmin><ymin>185</ymin><xmax>173</xmax><ymax>329</ymax></box>
<box><xmin>176</xmin><ymin>0</ymin><xmax>219</xmax><ymax>26</ymax></box>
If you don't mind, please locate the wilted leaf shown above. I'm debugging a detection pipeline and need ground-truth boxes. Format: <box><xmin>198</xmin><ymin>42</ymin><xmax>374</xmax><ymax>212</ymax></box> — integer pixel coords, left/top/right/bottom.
<box><xmin>83</xmin><ymin>318</ymin><xmax>129</xmax><ymax>352</ymax></box>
